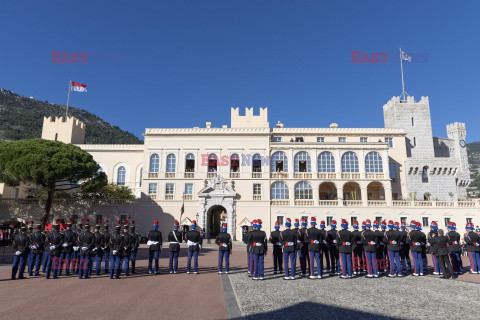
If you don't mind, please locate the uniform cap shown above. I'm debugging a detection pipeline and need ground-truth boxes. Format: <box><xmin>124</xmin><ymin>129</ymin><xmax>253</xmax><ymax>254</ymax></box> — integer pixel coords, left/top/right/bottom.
<box><xmin>222</xmin><ymin>223</ymin><xmax>227</xmax><ymax>228</ymax></box>
<box><xmin>153</xmin><ymin>220</ymin><xmax>159</xmax><ymax>226</ymax></box>
<box><xmin>294</xmin><ymin>219</ymin><xmax>300</xmax><ymax>227</ymax></box>
<box><xmin>25</xmin><ymin>221</ymin><xmax>28</xmax><ymax>226</ymax></box>
<box><xmin>310</xmin><ymin>217</ymin><xmax>317</xmax><ymax>226</ymax></box>
<box><xmin>274</xmin><ymin>220</ymin><xmax>280</xmax><ymax>229</ymax></box>
<box><xmin>301</xmin><ymin>218</ymin><xmax>308</xmax><ymax>227</ymax></box>
<box><xmin>331</xmin><ymin>220</ymin><xmax>337</xmax><ymax>228</ymax></box>
<box><xmin>466</xmin><ymin>222</ymin><xmax>474</xmax><ymax>230</ymax></box>
<box><xmin>320</xmin><ymin>220</ymin><xmax>326</xmax><ymax>227</ymax></box>
<box><xmin>373</xmin><ymin>220</ymin><xmax>379</xmax><ymax>227</ymax></box>
<box><xmin>430</xmin><ymin>221</ymin><xmax>438</xmax><ymax>230</ymax></box>
<box><xmin>388</xmin><ymin>220</ymin><xmax>394</xmax><ymax>228</ymax></box>
<box><xmin>381</xmin><ymin>220</ymin><xmax>387</xmax><ymax>228</ymax></box>
<box><xmin>257</xmin><ymin>219</ymin><xmax>262</xmax><ymax>225</ymax></box>
<box><xmin>285</xmin><ymin>218</ymin><xmax>292</xmax><ymax>227</ymax></box>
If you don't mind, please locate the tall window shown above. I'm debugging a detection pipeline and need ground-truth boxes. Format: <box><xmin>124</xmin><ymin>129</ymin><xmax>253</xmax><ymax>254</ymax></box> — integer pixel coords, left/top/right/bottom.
<box><xmin>271</xmin><ymin>151</ymin><xmax>288</xmax><ymax>172</ymax></box>
<box><xmin>422</xmin><ymin>166</ymin><xmax>429</xmax><ymax>183</ymax></box>
<box><xmin>339</xmin><ymin>137</ymin><xmax>346</xmax><ymax>143</ymax></box>
<box><xmin>230</xmin><ymin>154</ymin><xmax>240</xmax><ymax>172</ymax></box>
<box><xmin>318</xmin><ymin>152</ymin><xmax>335</xmax><ymax>173</ymax></box>
<box><xmin>360</xmin><ymin>137</ymin><xmax>368</xmax><ymax>143</ymax></box>
<box><xmin>295</xmin><ymin>181</ymin><xmax>313</xmax><ymax>200</ymax></box>
<box><xmin>273</xmin><ymin>137</ymin><xmax>282</xmax><ymax>142</ymax></box>
<box><xmin>294</xmin><ymin>152</ymin><xmax>311</xmax><ymax>172</ymax></box>
<box><xmin>365</xmin><ymin>152</ymin><xmax>383</xmax><ymax>173</ymax></box>
<box><xmin>148</xmin><ymin>183</ymin><xmax>157</xmax><ymax>194</ymax></box>
<box><xmin>341</xmin><ymin>152</ymin><xmax>359</xmax><ymax>172</ymax></box>
<box><xmin>165</xmin><ymin>183</ymin><xmax>174</xmax><ymax>197</ymax></box>
<box><xmin>208</xmin><ymin>154</ymin><xmax>218</xmax><ymax>172</ymax></box>
<box><xmin>385</xmin><ymin>137</ymin><xmax>393</xmax><ymax>148</ymax></box>
<box><xmin>271</xmin><ymin>181</ymin><xmax>289</xmax><ymax>199</ymax></box>
<box><xmin>185</xmin><ymin>153</ymin><xmax>195</xmax><ymax>172</ymax></box>
<box><xmin>117</xmin><ymin>166</ymin><xmax>126</xmax><ymax>185</ymax></box>
<box><xmin>166</xmin><ymin>154</ymin><xmax>176</xmax><ymax>172</ymax></box>
<box><xmin>139</xmin><ymin>168</ymin><xmax>143</xmax><ymax>187</ymax></box>
<box><xmin>277</xmin><ymin>216</ymin><xmax>284</xmax><ymax>226</ymax></box>
<box><xmin>185</xmin><ymin>183</ymin><xmax>193</xmax><ymax>195</ymax></box>
<box><xmin>422</xmin><ymin>217</ymin><xmax>429</xmax><ymax>227</ymax></box>
<box><xmin>252</xmin><ymin>154</ymin><xmax>262</xmax><ymax>172</ymax></box>
<box><xmin>150</xmin><ymin>154</ymin><xmax>160</xmax><ymax>172</ymax></box>
<box><xmin>253</xmin><ymin>184</ymin><xmax>262</xmax><ymax>200</ymax></box>
<box><xmin>444</xmin><ymin>217</ymin><xmax>450</xmax><ymax>227</ymax></box>
<box><xmin>326</xmin><ymin>216</ymin><xmax>333</xmax><ymax>226</ymax></box>
<box><xmin>389</xmin><ymin>163</ymin><xmax>397</xmax><ymax>182</ymax></box>
<box><xmin>317</xmin><ymin>137</ymin><xmax>325</xmax><ymax>143</ymax></box>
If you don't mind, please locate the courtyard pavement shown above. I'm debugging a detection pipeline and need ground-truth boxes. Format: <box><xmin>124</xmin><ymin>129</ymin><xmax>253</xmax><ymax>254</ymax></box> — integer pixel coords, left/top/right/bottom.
<box><xmin>1</xmin><ymin>243</ymin><xmax>479</xmax><ymax>320</ymax></box>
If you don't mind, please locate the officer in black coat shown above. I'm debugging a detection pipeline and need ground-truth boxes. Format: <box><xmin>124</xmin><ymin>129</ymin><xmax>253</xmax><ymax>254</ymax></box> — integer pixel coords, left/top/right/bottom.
<box><xmin>298</xmin><ymin>218</ymin><xmax>310</xmax><ymax>277</ymax></box>
<box><xmin>147</xmin><ymin>220</ymin><xmax>163</xmax><ymax>274</ymax></box>
<box><xmin>186</xmin><ymin>220</ymin><xmax>202</xmax><ymax>274</ymax></box>
<box><xmin>216</xmin><ymin>223</ymin><xmax>232</xmax><ymax>274</ymax></box>
<box><xmin>92</xmin><ymin>221</ymin><xmax>105</xmax><ymax>275</ymax></box>
<box><xmin>319</xmin><ymin>221</ymin><xmax>330</xmax><ymax>272</ymax></box>
<box><xmin>250</xmin><ymin>219</ymin><xmax>267</xmax><ymax>280</ymax></box>
<box><xmin>78</xmin><ymin>219</ymin><xmax>94</xmax><ymax>279</ymax></box>
<box><xmin>336</xmin><ymin>219</ymin><xmax>353</xmax><ymax>278</ymax></box>
<box><xmin>306</xmin><ymin>217</ymin><xmax>323</xmax><ymax>279</ymax></box>
<box><xmin>102</xmin><ymin>220</ymin><xmax>111</xmax><ymax>274</ymax></box>
<box><xmin>243</xmin><ymin>221</ymin><xmax>254</xmax><ymax>276</ymax></box>
<box><xmin>407</xmin><ymin>221</ymin><xmax>425</xmax><ymax>276</ymax></box>
<box><xmin>12</xmin><ymin>223</ymin><xmax>30</xmax><ymax>280</ymax></box>
<box><xmin>59</xmin><ymin>218</ymin><xmax>75</xmax><ymax>276</ymax></box>
<box><xmin>351</xmin><ymin>221</ymin><xmax>363</xmax><ymax>275</ymax></box>
<box><xmin>428</xmin><ymin>221</ymin><xmax>441</xmax><ymax>275</ymax></box>
<box><xmin>446</xmin><ymin>222</ymin><xmax>462</xmax><ymax>274</ymax></box>
<box><xmin>26</xmin><ymin>221</ymin><xmax>34</xmax><ymax>276</ymax></box>
<box><xmin>430</xmin><ymin>229</ymin><xmax>455</xmax><ymax>279</ymax></box>
<box><xmin>373</xmin><ymin>221</ymin><xmax>386</xmax><ymax>273</ymax></box>
<box><xmin>383</xmin><ymin>220</ymin><xmax>403</xmax><ymax>277</ymax></box>
<box><xmin>167</xmin><ymin>220</ymin><xmax>182</xmax><ymax>273</ymax></box>
<box><xmin>399</xmin><ymin>222</ymin><xmax>412</xmax><ymax>272</ymax></box>
<box><xmin>362</xmin><ymin>220</ymin><xmax>378</xmax><ymax>278</ymax></box>
<box><xmin>122</xmin><ymin>221</ymin><xmax>133</xmax><ymax>276</ymax></box>
<box><xmin>28</xmin><ymin>220</ymin><xmax>45</xmax><ymax>277</ymax></box>
<box><xmin>129</xmin><ymin>221</ymin><xmax>140</xmax><ymax>274</ymax></box>
<box><xmin>109</xmin><ymin>221</ymin><xmax>124</xmax><ymax>279</ymax></box>
<box><xmin>464</xmin><ymin>222</ymin><xmax>480</xmax><ymax>273</ymax></box>
<box><xmin>45</xmin><ymin>219</ymin><xmax>64</xmax><ymax>279</ymax></box>
<box><xmin>281</xmin><ymin>218</ymin><xmax>297</xmax><ymax>280</ymax></box>
<box><xmin>327</xmin><ymin>220</ymin><xmax>340</xmax><ymax>275</ymax></box>
<box><xmin>269</xmin><ymin>221</ymin><xmax>283</xmax><ymax>274</ymax></box>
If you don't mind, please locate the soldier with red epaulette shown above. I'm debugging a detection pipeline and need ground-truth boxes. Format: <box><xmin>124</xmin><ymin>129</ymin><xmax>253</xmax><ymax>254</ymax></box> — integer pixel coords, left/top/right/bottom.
<box><xmin>327</xmin><ymin>220</ymin><xmax>340</xmax><ymax>275</ymax></box>
<box><xmin>336</xmin><ymin>219</ymin><xmax>353</xmax><ymax>279</ymax></box>
<box><xmin>362</xmin><ymin>219</ymin><xmax>378</xmax><ymax>278</ymax></box>
<box><xmin>298</xmin><ymin>218</ymin><xmax>310</xmax><ymax>277</ymax></box>
<box><xmin>464</xmin><ymin>222</ymin><xmax>480</xmax><ymax>274</ymax></box>
<box><xmin>269</xmin><ymin>221</ymin><xmax>283</xmax><ymax>274</ymax></box>
<box><xmin>306</xmin><ymin>217</ymin><xmax>323</xmax><ymax>279</ymax></box>
<box><xmin>352</xmin><ymin>221</ymin><xmax>363</xmax><ymax>275</ymax></box>
<box><xmin>447</xmin><ymin>221</ymin><xmax>462</xmax><ymax>274</ymax></box>
<box><xmin>281</xmin><ymin>218</ymin><xmax>297</xmax><ymax>280</ymax></box>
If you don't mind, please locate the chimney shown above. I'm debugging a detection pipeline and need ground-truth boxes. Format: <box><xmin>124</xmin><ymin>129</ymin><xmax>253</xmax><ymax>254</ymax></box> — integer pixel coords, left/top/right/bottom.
<box><xmin>206</xmin><ymin>122</ymin><xmax>212</xmax><ymax>128</ymax></box>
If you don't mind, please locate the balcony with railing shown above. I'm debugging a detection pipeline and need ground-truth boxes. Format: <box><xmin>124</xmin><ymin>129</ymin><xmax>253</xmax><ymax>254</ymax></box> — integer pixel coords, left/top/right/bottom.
<box><xmin>148</xmin><ymin>172</ymin><xmax>159</xmax><ymax>178</ymax></box>
<box><xmin>344</xmin><ymin>200</ymin><xmax>363</xmax><ymax>206</ymax></box>
<box><xmin>317</xmin><ymin>173</ymin><xmax>337</xmax><ymax>179</ymax></box>
<box><xmin>318</xmin><ymin>200</ymin><xmax>338</xmax><ymax>206</ymax></box>
<box><xmin>165</xmin><ymin>173</ymin><xmax>176</xmax><ymax>178</ymax></box>
<box><xmin>148</xmin><ymin>194</ymin><xmax>157</xmax><ymax>200</ymax></box>
<box><xmin>367</xmin><ymin>200</ymin><xmax>387</xmax><ymax>207</ymax></box>
<box><xmin>253</xmin><ymin>195</ymin><xmax>262</xmax><ymax>200</ymax></box>
<box><xmin>230</xmin><ymin>172</ymin><xmax>240</xmax><ymax>179</ymax></box>
<box><xmin>341</xmin><ymin>173</ymin><xmax>361</xmax><ymax>180</ymax></box>
<box><xmin>294</xmin><ymin>172</ymin><xmax>312</xmax><ymax>179</ymax></box>
<box><xmin>295</xmin><ymin>200</ymin><xmax>315</xmax><ymax>206</ymax></box>
<box><xmin>165</xmin><ymin>195</ymin><xmax>174</xmax><ymax>200</ymax></box>
<box><xmin>207</xmin><ymin>172</ymin><xmax>218</xmax><ymax>178</ymax></box>
<box><xmin>252</xmin><ymin>172</ymin><xmax>263</xmax><ymax>179</ymax></box>
<box><xmin>184</xmin><ymin>172</ymin><xmax>195</xmax><ymax>178</ymax></box>
<box><xmin>183</xmin><ymin>194</ymin><xmax>193</xmax><ymax>200</ymax></box>
<box><xmin>270</xmin><ymin>172</ymin><xmax>288</xmax><ymax>179</ymax></box>
<box><xmin>270</xmin><ymin>199</ymin><xmax>290</xmax><ymax>206</ymax></box>
<box><xmin>365</xmin><ymin>173</ymin><xmax>385</xmax><ymax>179</ymax></box>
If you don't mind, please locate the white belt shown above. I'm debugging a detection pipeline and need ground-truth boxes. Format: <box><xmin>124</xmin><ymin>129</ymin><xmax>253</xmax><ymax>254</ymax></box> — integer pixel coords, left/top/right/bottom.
<box><xmin>390</xmin><ymin>240</ymin><xmax>397</xmax><ymax>245</ymax></box>
<box><xmin>333</xmin><ymin>240</ymin><xmax>337</xmax><ymax>244</ymax></box>
<box><xmin>220</xmin><ymin>243</ymin><xmax>228</xmax><ymax>247</ymax></box>
<box><xmin>285</xmin><ymin>242</ymin><xmax>294</xmax><ymax>247</ymax></box>
<box><xmin>170</xmin><ymin>241</ymin><xmax>179</xmax><ymax>244</ymax></box>
<box><xmin>187</xmin><ymin>240</ymin><xmax>198</xmax><ymax>246</ymax></box>
<box><xmin>275</xmin><ymin>242</ymin><xmax>281</xmax><ymax>246</ymax></box>
<box><xmin>311</xmin><ymin>240</ymin><xmax>320</xmax><ymax>244</ymax></box>
<box><xmin>147</xmin><ymin>241</ymin><xmax>159</xmax><ymax>246</ymax></box>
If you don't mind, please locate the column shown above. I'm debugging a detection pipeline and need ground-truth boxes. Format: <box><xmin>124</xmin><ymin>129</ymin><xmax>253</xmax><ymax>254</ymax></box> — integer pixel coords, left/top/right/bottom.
<box><xmin>382</xmin><ymin>149</ymin><xmax>389</xmax><ymax>178</ymax></box>
<box><xmin>313</xmin><ymin>184</ymin><xmax>319</xmax><ymax>206</ymax></box>
<box><xmin>337</xmin><ymin>185</ymin><xmax>343</xmax><ymax>206</ymax></box>
<box><xmin>288</xmin><ymin>149</ymin><xmax>294</xmax><ymax>179</ymax></box>
<box><xmin>312</xmin><ymin>150</ymin><xmax>318</xmax><ymax>177</ymax></box>
<box><xmin>385</xmin><ymin>184</ymin><xmax>393</xmax><ymax>206</ymax></box>
<box><xmin>289</xmin><ymin>183</ymin><xmax>295</xmax><ymax>206</ymax></box>
<box><xmin>335</xmin><ymin>149</ymin><xmax>342</xmax><ymax>179</ymax></box>
<box><xmin>359</xmin><ymin>150</ymin><xmax>366</xmax><ymax>179</ymax></box>
<box><xmin>198</xmin><ymin>200</ymin><xmax>206</xmax><ymax>229</ymax></box>
<box><xmin>361</xmin><ymin>186</ymin><xmax>368</xmax><ymax>206</ymax></box>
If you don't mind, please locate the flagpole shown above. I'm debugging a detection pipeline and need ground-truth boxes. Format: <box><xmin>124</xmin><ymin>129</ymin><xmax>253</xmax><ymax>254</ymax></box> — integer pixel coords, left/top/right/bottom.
<box><xmin>66</xmin><ymin>78</ymin><xmax>72</xmax><ymax>117</ymax></box>
<box><xmin>399</xmin><ymin>46</ymin><xmax>406</xmax><ymax>101</ymax></box>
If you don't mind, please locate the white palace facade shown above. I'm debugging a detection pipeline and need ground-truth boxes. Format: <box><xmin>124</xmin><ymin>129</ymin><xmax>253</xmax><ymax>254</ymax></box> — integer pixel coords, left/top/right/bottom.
<box><xmin>0</xmin><ymin>95</ymin><xmax>477</xmax><ymax>239</ymax></box>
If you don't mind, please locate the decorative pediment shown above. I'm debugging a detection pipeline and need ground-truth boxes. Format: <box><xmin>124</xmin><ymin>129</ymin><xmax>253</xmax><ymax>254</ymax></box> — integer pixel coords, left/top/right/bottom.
<box><xmin>198</xmin><ymin>175</ymin><xmax>236</xmax><ymax>198</ymax></box>
<box><xmin>181</xmin><ymin>217</ymin><xmax>192</xmax><ymax>226</ymax></box>
<box><xmin>238</xmin><ymin>218</ymin><xmax>251</xmax><ymax>227</ymax></box>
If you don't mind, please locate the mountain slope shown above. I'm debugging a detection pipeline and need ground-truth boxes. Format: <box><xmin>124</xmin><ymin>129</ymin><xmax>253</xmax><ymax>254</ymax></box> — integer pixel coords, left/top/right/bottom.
<box><xmin>0</xmin><ymin>88</ymin><xmax>142</xmax><ymax>144</ymax></box>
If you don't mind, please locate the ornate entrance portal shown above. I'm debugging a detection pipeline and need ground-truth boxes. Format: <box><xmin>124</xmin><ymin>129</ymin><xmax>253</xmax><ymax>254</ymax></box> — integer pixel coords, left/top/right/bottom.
<box><xmin>198</xmin><ymin>175</ymin><xmax>237</xmax><ymax>239</ymax></box>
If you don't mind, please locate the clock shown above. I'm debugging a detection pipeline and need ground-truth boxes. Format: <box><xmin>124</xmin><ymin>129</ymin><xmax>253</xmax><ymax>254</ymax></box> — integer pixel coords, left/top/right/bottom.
<box><xmin>460</xmin><ymin>140</ymin><xmax>466</xmax><ymax>147</ymax></box>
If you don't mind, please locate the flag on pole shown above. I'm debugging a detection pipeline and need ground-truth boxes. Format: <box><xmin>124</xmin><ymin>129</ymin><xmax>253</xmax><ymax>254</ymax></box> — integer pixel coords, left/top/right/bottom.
<box><xmin>400</xmin><ymin>50</ymin><xmax>412</xmax><ymax>62</ymax></box>
<box><xmin>71</xmin><ymin>81</ymin><xmax>87</xmax><ymax>92</ymax></box>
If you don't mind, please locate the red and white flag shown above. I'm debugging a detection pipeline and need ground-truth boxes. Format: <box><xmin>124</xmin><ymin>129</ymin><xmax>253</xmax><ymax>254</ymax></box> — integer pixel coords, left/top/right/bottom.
<box><xmin>71</xmin><ymin>81</ymin><xmax>87</xmax><ymax>92</ymax></box>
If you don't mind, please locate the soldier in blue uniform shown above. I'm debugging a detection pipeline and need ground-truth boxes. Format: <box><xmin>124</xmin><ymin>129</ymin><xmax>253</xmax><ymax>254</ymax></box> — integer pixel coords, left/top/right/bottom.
<box><xmin>45</xmin><ymin>219</ymin><xmax>64</xmax><ymax>279</ymax></box>
<box><xmin>243</xmin><ymin>220</ymin><xmax>254</xmax><ymax>276</ymax></box>
<box><xmin>399</xmin><ymin>221</ymin><xmax>412</xmax><ymax>272</ymax></box>
<box><xmin>269</xmin><ymin>221</ymin><xmax>283</xmax><ymax>274</ymax></box>
<box><xmin>298</xmin><ymin>218</ymin><xmax>310</xmax><ymax>277</ymax></box>
<box><xmin>109</xmin><ymin>220</ymin><xmax>124</xmax><ymax>279</ymax></box>
<box><xmin>92</xmin><ymin>220</ymin><xmax>105</xmax><ymax>275</ymax></box>
<box><xmin>102</xmin><ymin>219</ymin><xmax>111</xmax><ymax>274</ymax></box>
<box><xmin>59</xmin><ymin>218</ymin><xmax>75</xmax><ymax>276</ymax></box>
<box><xmin>428</xmin><ymin>221</ymin><xmax>441</xmax><ymax>275</ymax></box>
<box><xmin>12</xmin><ymin>223</ymin><xmax>30</xmax><ymax>280</ymax></box>
<box><xmin>167</xmin><ymin>220</ymin><xmax>182</xmax><ymax>274</ymax></box>
<box><xmin>319</xmin><ymin>220</ymin><xmax>330</xmax><ymax>273</ymax></box>
<box><xmin>352</xmin><ymin>220</ymin><xmax>363</xmax><ymax>275</ymax></box>
<box><xmin>384</xmin><ymin>220</ymin><xmax>403</xmax><ymax>277</ymax></box>
<box><xmin>147</xmin><ymin>220</ymin><xmax>163</xmax><ymax>274</ymax></box>
<box><xmin>121</xmin><ymin>220</ymin><xmax>133</xmax><ymax>276</ymax></box>
<box><xmin>28</xmin><ymin>220</ymin><xmax>45</xmax><ymax>276</ymax></box>
<box><xmin>186</xmin><ymin>220</ymin><xmax>202</xmax><ymax>274</ymax></box>
<box><xmin>362</xmin><ymin>219</ymin><xmax>378</xmax><ymax>278</ymax></box>
<box><xmin>408</xmin><ymin>221</ymin><xmax>424</xmax><ymax>276</ymax></box>
<box><xmin>327</xmin><ymin>220</ymin><xmax>340</xmax><ymax>275</ymax></box>
<box><xmin>464</xmin><ymin>222</ymin><xmax>480</xmax><ymax>273</ymax></box>
<box><xmin>336</xmin><ymin>219</ymin><xmax>353</xmax><ymax>279</ymax></box>
<box><xmin>129</xmin><ymin>221</ymin><xmax>140</xmax><ymax>274</ymax></box>
<box><xmin>281</xmin><ymin>218</ymin><xmax>297</xmax><ymax>280</ymax></box>
<box><xmin>26</xmin><ymin>221</ymin><xmax>34</xmax><ymax>276</ymax></box>
<box><xmin>447</xmin><ymin>221</ymin><xmax>462</xmax><ymax>274</ymax></box>
<box><xmin>78</xmin><ymin>219</ymin><xmax>94</xmax><ymax>279</ymax></box>
<box><xmin>216</xmin><ymin>223</ymin><xmax>232</xmax><ymax>274</ymax></box>
<box><xmin>250</xmin><ymin>219</ymin><xmax>267</xmax><ymax>280</ymax></box>
<box><xmin>306</xmin><ymin>217</ymin><xmax>323</xmax><ymax>279</ymax></box>
<box><xmin>71</xmin><ymin>218</ymin><xmax>83</xmax><ymax>274</ymax></box>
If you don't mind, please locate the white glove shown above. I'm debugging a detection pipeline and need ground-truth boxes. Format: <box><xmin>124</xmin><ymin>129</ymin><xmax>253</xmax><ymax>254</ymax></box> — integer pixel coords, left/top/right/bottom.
<box><xmin>62</xmin><ymin>243</ymin><xmax>68</xmax><ymax>248</ymax></box>
<box><xmin>93</xmin><ymin>248</ymin><xmax>98</xmax><ymax>252</ymax></box>
<box><xmin>124</xmin><ymin>246</ymin><xmax>128</xmax><ymax>250</ymax></box>
<box><xmin>73</xmin><ymin>246</ymin><xmax>79</xmax><ymax>251</ymax></box>
<box><xmin>50</xmin><ymin>245</ymin><xmax>56</xmax><ymax>251</ymax></box>
<box><xmin>112</xmin><ymin>250</ymin><xmax>118</xmax><ymax>255</ymax></box>
<box><xmin>81</xmin><ymin>246</ymin><xmax>88</xmax><ymax>251</ymax></box>
<box><xmin>15</xmin><ymin>251</ymin><xmax>21</xmax><ymax>256</ymax></box>
<box><xmin>30</xmin><ymin>245</ymin><xmax>37</xmax><ymax>250</ymax></box>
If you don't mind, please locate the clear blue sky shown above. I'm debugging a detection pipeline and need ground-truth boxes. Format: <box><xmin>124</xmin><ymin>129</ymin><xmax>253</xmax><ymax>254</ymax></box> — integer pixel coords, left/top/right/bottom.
<box><xmin>1</xmin><ymin>1</ymin><xmax>479</xmax><ymax>141</ymax></box>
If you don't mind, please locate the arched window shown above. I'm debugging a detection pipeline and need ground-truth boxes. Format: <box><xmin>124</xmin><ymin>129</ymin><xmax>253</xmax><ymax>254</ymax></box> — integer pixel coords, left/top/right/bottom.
<box><xmin>422</xmin><ymin>166</ymin><xmax>429</xmax><ymax>183</ymax></box>
<box><xmin>150</xmin><ymin>154</ymin><xmax>160</xmax><ymax>172</ymax></box>
<box><xmin>271</xmin><ymin>181</ymin><xmax>289</xmax><ymax>199</ymax></box>
<box><xmin>117</xmin><ymin>166</ymin><xmax>126</xmax><ymax>186</ymax></box>
<box><xmin>294</xmin><ymin>151</ymin><xmax>311</xmax><ymax>172</ymax></box>
<box><xmin>365</xmin><ymin>152</ymin><xmax>383</xmax><ymax>173</ymax></box>
<box><xmin>208</xmin><ymin>154</ymin><xmax>217</xmax><ymax>172</ymax></box>
<box><xmin>295</xmin><ymin>181</ymin><xmax>313</xmax><ymax>200</ymax></box>
<box><xmin>166</xmin><ymin>154</ymin><xmax>176</xmax><ymax>172</ymax></box>
<box><xmin>252</xmin><ymin>154</ymin><xmax>262</xmax><ymax>172</ymax></box>
<box><xmin>230</xmin><ymin>154</ymin><xmax>240</xmax><ymax>172</ymax></box>
<box><xmin>185</xmin><ymin>153</ymin><xmax>195</xmax><ymax>172</ymax></box>
<box><xmin>271</xmin><ymin>151</ymin><xmax>288</xmax><ymax>172</ymax></box>
<box><xmin>318</xmin><ymin>152</ymin><xmax>335</xmax><ymax>173</ymax></box>
<box><xmin>341</xmin><ymin>152</ymin><xmax>359</xmax><ymax>172</ymax></box>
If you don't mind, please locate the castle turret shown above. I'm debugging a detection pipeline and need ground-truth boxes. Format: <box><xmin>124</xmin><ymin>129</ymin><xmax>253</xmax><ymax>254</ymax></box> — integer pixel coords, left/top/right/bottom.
<box><xmin>41</xmin><ymin>116</ymin><xmax>85</xmax><ymax>144</ymax></box>
<box><xmin>230</xmin><ymin>107</ymin><xmax>269</xmax><ymax>128</ymax></box>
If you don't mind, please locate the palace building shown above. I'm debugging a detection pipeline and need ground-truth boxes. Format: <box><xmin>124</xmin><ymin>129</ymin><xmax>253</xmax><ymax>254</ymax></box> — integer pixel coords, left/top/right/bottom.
<box><xmin>0</xmin><ymin>95</ymin><xmax>477</xmax><ymax>238</ymax></box>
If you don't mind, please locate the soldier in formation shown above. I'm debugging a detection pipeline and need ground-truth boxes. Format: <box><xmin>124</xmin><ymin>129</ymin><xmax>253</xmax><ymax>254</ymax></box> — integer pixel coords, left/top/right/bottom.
<box><xmin>215</xmin><ymin>223</ymin><xmax>232</xmax><ymax>274</ymax></box>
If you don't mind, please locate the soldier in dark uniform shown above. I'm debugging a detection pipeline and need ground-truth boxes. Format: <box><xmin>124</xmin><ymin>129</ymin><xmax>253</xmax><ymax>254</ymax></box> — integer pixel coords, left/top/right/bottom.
<box><xmin>250</xmin><ymin>219</ymin><xmax>267</xmax><ymax>280</ymax></box>
<box><xmin>45</xmin><ymin>219</ymin><xmax>64</xmax><ymax>279</ymax></box>
<box><xmin>446</xmin><ymin>221</ymin><xmax>462</xmax><ymax>274</ymax></box>
<box><xmin>399</xmin><ymin>221</ymin><xmax>412</xmax><ymax>272</ymax></box>
<box><xmin>352</xmin><ymin>221</ymin><xmax>363</xmax><ymax>275</ymax></box>
<box><xmin>281</xmin><ymin>218</ymin><xmax>297</xmax><ymax>280</ymax></box>
<box><xmin>306</xmin><ymin>217</ymin><xmax>323</xmax><ymax>279</ymax></box>
<box><xmin>464</xmin><ymin>222</ymin><xmax>480</xmax><ymax>273</ymax></box>
<box><xmin>12</xmin><ymin>223</ymin><xmax>30</xmax><ymax>280</ymax></box>
<box><xmin>102</xmin><ymin>219</ymin><xmax>111</xmax><ymax>274</ymax></box>
<box><xmin>59</xmin><ymin>218</ymin><xmax>75</xmax><ymax>276</ymax></box>
<box><xmin>121</xmin><ymin>220</ymin><xmax>133</xmax><ymax>276</ymax></box>
<box><xmin>327</xmin><ymin>220</ymin><xmax>340</xmax><ymax>275</ymax></box>
<box><xmin>362</xmin><ymin>220</ymin><xmax>378</xmax><ymax>278</ymax></box>
<box><xmin>430</xmin><ymin>229</ymin><xmax>455</xmax><ymax>279</ymax></box>
<box><xmin>167</xmin><ymin>220</ymin><xmax>182</xmax><ymax>274</ymax></box>
<box><xmin>216</xmin><ymin>223</ymin><xmax>232</xmax><ymax>274</ymax></box>
<box><xmin>129</xmin><ymin>221</ymin><xmax>140</xmax><ymax>274</ymax></box>
<box><xmin>41</xmin><ymin>218</ymin><xmax>49</xmax><ymax>273</ymax></box>
<box><xmin>78</xmin><ymin>219</ymin><xmax>94</xmax><ymax>279</ymax></box>
<box><xmin>92</xmin><ymin>221</ymin><xmax>105</xmax><ymax>276</ymax></box>
<box><xmin>372</xmin><ymin>220</ymin><xmax>384</xmax><ymax>273</ymax></box>
<box><xmin>292</xmin><ymin>218</ymin><xmax>301</xmax><ymax>275</ymax></box>
<box><xmin>407</xmin><ymin>220</ymin><xmax>424</xmax><ymax>276</ymax></box>
<box><xmin>384</xmin><ymin>220</ymin><xmax>403</xmax><ymax>277</ymax></box>
<box><xmin>28</xmin><ymin>220</ymin><xmax>45</xmax><ymax>276</ymax></box>
<box><xmin>319</xmin><ymin>220</ymin><xmax>330</xmax><ymax>273</ymax></box>
<box><xmin>428</xmin><ymin>221</ymin><xmax>440</xmax><ymax>275</ymax></box>
<box><xmin>26</xmin><ymin>221</ymin><xmax>34</xmax><ymax>276</ymax></box>
<box><xmin>186</xmin><ymin>220</ymin><xmax>202</xmax><ymax>274</ymax></box>
<box><xmin>71</xmin><ymin>218</ymin><xmax>83</xmax><ymax>274</ymax></box>
<box><xmin>336</xmin><ymin>219</ymin><xmax>353</xmax><ymax>279</ymax></box>
<box><xmin>269</xmin><ymin>221</ymin><xmax>283</xmax><ymax>274</ymax></box>
<box><xmin>109</xmin><ymin>221</ymin><xmax>124</xmax><ymax>279</ymax></box>
<box><xmin>243</xmin><ymin>221</ymin><xmax>254</xmax><ymax>276</ymax></box>
<box><xmin>147</xmin><ymin>220</ymin><xmax>163</xmax><ymax>274</ymax></box>
<box><xmin>298</xmin><ymin>218</ymin><xmax>310</xmax><ymax>277</ymax></box>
